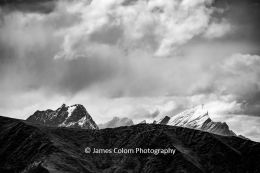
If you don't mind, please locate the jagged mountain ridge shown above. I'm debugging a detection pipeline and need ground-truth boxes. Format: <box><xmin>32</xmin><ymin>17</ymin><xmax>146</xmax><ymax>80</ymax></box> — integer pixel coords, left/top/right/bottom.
<box><xmin>27</xmin><ymin>104</ymin><xmax>99</xmax><ymax>129</ymax></box>
<box><xmin>158</xmin><ymin>105</ymin><xmax>236</xmax><ymax>136</ymax></box>
<box><xmin>0</xmin><ymin>115</ymin><xmax>259</xmax><ymax>173</ymax></box>
<box><xmin>98</xmin><ymin>116</ymin><xmax>134</xmax><ymax>129</ymax></box>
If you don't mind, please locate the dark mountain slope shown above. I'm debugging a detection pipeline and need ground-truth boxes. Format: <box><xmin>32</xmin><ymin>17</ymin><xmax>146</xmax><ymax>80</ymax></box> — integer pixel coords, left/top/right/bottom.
<box><xmin>0</xmin><ymin>116</ymin><xmax>56</xmax><ymax>173</ymax></box>
<box><xmin>0</xmin><ymin>116</ymin><xmax>260</xmax><ymax>173</ymax></box>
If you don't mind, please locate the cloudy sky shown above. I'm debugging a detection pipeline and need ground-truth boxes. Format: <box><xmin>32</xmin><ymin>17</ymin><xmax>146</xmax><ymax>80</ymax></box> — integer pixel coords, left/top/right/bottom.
<box><xmin>0</xmin><ymin>0</ymin><xmax>260</xmax><ymax>141</ymax></box>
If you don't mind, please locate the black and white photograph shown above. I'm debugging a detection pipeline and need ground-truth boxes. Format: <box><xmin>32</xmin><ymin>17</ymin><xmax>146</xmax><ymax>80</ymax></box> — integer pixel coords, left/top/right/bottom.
<box><xmin>0</xmin><ymin>0</ymin><xmax>260</xmax><ymax>172</ymax></box>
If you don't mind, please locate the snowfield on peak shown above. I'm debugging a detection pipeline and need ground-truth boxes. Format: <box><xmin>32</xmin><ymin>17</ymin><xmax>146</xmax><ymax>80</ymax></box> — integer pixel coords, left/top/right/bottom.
<box><xmin>67</xmin><ymin>105</ymin><xmax>77</xmax><ymax>118</ymax></box>
<box><xmin>168</xmin><ymin>105</ymin><xmax>209</xmax><ymax>128</ymax></box>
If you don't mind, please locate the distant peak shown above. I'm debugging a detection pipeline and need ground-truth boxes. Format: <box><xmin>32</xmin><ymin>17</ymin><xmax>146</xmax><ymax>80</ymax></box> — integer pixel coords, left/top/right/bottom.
<box><xmin>99</xmin><ymin>116</ymin><xmax>134</xmax><ymax>129</ymax></box>
<box><xmin>139</xmin><ymin>120</ymin><xmax>146</xmax><ymax>124</ymax></box>
<box><xmin>61</xmin><ymin>103</ymin><xmax>67</xmax><ymax>108</ymax></box>
<box><xmin>159</xmin><ymin>116</ymin><xmax>170</xmax><ymax>125</ymax></box>
<box><xmin>112</xmin><ymin>116</ymin><xmax>120</xmax><ymax>120</ymax></box>
<box><xmin>110</xmin><ymin>116</ymin><xmax>133</xmax><ymax>122</ymax></box>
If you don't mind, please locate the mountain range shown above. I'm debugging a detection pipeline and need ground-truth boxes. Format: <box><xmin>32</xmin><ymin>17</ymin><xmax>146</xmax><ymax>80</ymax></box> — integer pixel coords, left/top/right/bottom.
<box><xmin>0</xmin><ymin>115</ymin><xmax>260</xmax><ymax>173</ymax></box>
<box><xmin>27</xmin><ymin>104</ymin><xmax>238</xmax><ymax>137</ymax></box>
<box><xmin>0</xmin><ymin>103</ymin><xmax>259</xmax><ymax>172</ymax></box>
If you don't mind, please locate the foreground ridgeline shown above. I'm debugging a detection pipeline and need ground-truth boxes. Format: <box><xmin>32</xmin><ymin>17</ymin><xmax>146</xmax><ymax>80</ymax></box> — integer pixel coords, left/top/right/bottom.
<box><xmin>27</xmin><ymin>104</ymin><xmax>99</xmax><ymax>130</ymax></box>
<box><xmin>0</xmin><ymin>116</ymin><xmax>259</xmax><ymax>173</ymax></box>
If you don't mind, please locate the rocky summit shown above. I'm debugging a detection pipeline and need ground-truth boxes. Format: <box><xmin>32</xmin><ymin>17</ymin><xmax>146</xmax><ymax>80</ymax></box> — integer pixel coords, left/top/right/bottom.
<box><xmin>26</xmin><ymin>104</ymin><xmax>99</xmax><ymax>130</ymax></box>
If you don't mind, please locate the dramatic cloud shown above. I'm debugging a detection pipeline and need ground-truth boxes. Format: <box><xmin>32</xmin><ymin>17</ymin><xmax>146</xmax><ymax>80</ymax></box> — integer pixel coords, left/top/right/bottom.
<box><xmin>203</xmin><ymin>19</ymin><xmax>231</xmax><ymax>38</ymax></box>
<box><xmin>55</xmin><ymin>0</ymin><xmax>230</xmax><ymax>58</ymax></box>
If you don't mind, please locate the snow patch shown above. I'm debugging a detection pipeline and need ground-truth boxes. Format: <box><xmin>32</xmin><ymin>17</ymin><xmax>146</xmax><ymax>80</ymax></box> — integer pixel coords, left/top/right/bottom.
<box><xmin>67</xmin><ymin>106</ymin><xmax>76</xmax><ymax>118</ymax></box>
<box><xmin>78</xmin><ymin>116</ymin><xmax>86</xmax><ymax>127</ymax></box>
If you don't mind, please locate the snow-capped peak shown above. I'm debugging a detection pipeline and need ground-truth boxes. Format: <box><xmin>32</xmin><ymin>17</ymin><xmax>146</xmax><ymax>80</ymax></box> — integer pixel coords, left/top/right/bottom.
<box><xmin>168</xmin><ymin>105</ymin><xmax>209</xmax><ymax>128</ymax></box>
<box><xmin>159</xmin><ymin>105</ymin><xmax>236</xmax><ymax>136</ymax></box>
